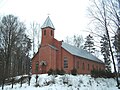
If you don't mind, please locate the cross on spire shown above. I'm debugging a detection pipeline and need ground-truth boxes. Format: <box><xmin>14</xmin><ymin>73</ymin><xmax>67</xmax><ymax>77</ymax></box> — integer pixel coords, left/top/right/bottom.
<box><xmin>47</xmin><ymin>13</ymin><xmax>50</xmax><ymax>16</ymax></box>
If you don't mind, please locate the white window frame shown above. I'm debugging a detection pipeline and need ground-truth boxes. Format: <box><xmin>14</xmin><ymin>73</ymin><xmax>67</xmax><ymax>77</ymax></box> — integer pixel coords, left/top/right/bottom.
<box><xmin>64</xmin><ymin>57</ymin><xmax>68</xmax><ymax>68</ymax></box>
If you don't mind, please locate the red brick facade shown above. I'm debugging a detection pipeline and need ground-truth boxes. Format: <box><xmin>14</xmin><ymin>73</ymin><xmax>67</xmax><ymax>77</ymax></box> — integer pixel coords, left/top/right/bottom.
<box><xmin>32</xmin><ymin>17</ymin><xmax>105</xmax><ymax>74</ymax></box>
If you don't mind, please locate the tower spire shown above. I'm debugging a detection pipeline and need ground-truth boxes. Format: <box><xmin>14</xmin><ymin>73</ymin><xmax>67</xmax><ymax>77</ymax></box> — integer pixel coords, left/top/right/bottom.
<box><xmin>41</xmin><ymin>16</ymin><xmax>55</xmax><ymax>30</ymax></box>
<box><xmin>41</xmin><ymin>16</ymin><xmax>55</xmax><ymax>46</ymax></box>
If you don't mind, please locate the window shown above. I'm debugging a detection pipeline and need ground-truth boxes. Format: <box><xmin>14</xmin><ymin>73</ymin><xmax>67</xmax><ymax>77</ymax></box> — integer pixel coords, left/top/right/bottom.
<box><xmin>51</xmin><ymin>30</ymin><xmax>52</xmax><ymax>36</ymax></box>
<box><xmin>96</xmin><ymin>66</ymin><xmax>98</xmax><ymax>70</ymax></box>
<box><xmin>99</xmin><ymin>68</ymin><xmax>101</xmax><ymax>71</ymax></box>
<box><xmin>88</xmin><ymin>64</ymin><xmax>89</xmax><ymax>70</ymax></box>
<box><xmin>92</xmin><ymin>65</ymin><xmax>94</xmax><ymax>70</ymax></box>
<box><xmin>44</xmin><ymin>30</ymin><xmax>46</xmax><ymax>35</ymax></box>
<box><xmin>64</xmin><ymin>57</ymin><xmax>68</xmax><ymax>68</ymax></box>
<box><xmin>35</xmin><ymin>61</ymin><xmax>39</xmax><ymax>73</ymax></box>
<box><xmin>76</xmin><ymin>61</ymin><xmax>79</xmax><ymax>69</ymax></box>
<box><xmin>82</xmin><ymin>63</ymin><xmax>84</xmax><ymax>70</ymax></box>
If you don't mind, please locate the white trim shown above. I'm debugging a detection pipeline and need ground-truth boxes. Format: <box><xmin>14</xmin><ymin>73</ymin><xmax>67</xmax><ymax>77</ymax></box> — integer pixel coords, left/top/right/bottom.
<box><xmin>40</xmin><ymin>60</ymin><xmax>47</xmax><ymax>66</ymax></box>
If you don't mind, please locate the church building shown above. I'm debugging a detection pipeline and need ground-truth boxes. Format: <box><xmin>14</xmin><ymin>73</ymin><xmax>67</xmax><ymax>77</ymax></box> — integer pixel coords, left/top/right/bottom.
<box><xmin>32</xmin><ymin>16</ymin><xmax>105</xmax><ymax>74</ymax></box>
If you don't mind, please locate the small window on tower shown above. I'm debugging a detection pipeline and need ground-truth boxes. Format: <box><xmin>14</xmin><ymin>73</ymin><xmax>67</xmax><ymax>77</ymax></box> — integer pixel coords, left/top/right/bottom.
<box><xmin>51</xmin><ymin>30</ymin><xmax>52</xmax><ymax>36</ymax></box>
<box><xmin>44</xmin><ymin>30</ymin><xmax>46</xmax><ymax>35</ymax></box>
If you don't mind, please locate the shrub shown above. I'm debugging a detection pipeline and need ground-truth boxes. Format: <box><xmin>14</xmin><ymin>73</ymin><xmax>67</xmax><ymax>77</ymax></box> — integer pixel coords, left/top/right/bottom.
<box><xmin>34</xmin><ymin>83</ymin><xmax>40</xmax><ymax>87</ymax></box>
<box><xmin>48</xmin><ymin>69</ymin><xmax>66</xmax><ymax>75</ymax></box>
<box><xmin>59</xmin><ymin>69</ymin><xmax>65</xmax><ymax>75</ymax></box>
<box><xmin>91</xmin><ymin>69</ymin><xmax>115</xmax><ymax>78</ymax></box>
<box><xmin>47</xmin><ymin>69</ymin><xmax>54</xmax><ymax>75</ymax></box>
<box><xmin>56</xmin><ymin>69</ymin><xmax>65</xmax><ymax>75</ymax></box>
<box><xmin>71</xmin><ymin>68</ymin><xmax>77</xmax><ymax>75</ymax></box>
<box><xmin>56</xmin><ymin>69</ymin><xmax>61</xmax><ymax>75</ymax></box>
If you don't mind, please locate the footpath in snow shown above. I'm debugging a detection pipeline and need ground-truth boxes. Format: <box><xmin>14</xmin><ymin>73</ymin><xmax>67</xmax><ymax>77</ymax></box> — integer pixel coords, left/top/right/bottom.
<box><xmin>0</xmin><ymin>74</ymin><xmax>119</xmax><ymax>90</ymax></box>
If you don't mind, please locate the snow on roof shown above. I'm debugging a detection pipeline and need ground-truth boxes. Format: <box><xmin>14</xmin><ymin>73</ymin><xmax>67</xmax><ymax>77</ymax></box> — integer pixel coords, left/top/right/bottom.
<box><xmin>41</xmin><ymin>16</ymin><xmax>55</xmax><ymax>30</ymax></box>
<box><xmin>62</xmin><ymin>42</ymin><xmax>104</xmax><ymax>63</ymax></box>
<box><xmin>48</xmin><ymin>44</ymin><xmax>58</xmax><ymax>50</ymax></box>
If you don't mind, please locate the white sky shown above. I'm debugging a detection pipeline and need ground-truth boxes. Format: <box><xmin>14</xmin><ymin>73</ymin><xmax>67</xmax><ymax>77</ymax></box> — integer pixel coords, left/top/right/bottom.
<box><xmin>0</xmin><ymin>0</ymin><xmax>118</xmax><ymax>72</ymax></box>
<box><xmin>0</xmin><ymin>0</ymin><xmax>90</xmax><ymax>40</ymax></box>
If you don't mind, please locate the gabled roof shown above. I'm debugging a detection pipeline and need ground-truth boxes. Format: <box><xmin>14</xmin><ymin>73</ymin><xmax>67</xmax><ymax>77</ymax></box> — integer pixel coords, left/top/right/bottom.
<box><xmin>41</xmin><ymin>16</ymin><xmax>55</xmax><ymax>30</ymax></box>
<box><xmin>62</xmin><ymin>42</ymin><xmax>104</xmax><ymax>64</ymax></box>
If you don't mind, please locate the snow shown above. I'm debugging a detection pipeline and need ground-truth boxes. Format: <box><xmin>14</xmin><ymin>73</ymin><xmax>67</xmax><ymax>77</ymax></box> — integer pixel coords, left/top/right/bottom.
<box><xmin>62</xmin><ymin>42</ymin><xmax>103</xmax><ymax>63</ymax></box>
<box><xmin>0</xmin><ymin>74</ymin><xmax>119</xmax><ymax>90</ymax></box>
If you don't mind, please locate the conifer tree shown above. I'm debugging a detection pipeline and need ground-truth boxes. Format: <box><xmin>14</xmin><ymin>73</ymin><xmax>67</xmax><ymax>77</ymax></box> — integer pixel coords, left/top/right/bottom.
<box><xmin>84</xmin><ymin>34</ymin><xmax>95</xmax><ymax>54</ymax></box>
<box><xmin>100</xmin><ymin>34</ymin><xmax>111</xmax><ymax>71</ymax></box>
<box><xmin>87</xmin><ymin>0</ymin><xmax>120</xmax><ymax>87</ymax></box>
<box><xmin>114</xmin><ymin>28</ymin><xmax>120</xmax><ymax>72</ymax></box>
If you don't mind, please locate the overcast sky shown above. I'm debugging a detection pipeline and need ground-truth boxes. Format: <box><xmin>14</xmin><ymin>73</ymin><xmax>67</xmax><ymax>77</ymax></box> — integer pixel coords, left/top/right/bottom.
<box><xmin>0</xmin><ymin>0</ymin><xmax>90</xmax><ymax>40</ymax></box>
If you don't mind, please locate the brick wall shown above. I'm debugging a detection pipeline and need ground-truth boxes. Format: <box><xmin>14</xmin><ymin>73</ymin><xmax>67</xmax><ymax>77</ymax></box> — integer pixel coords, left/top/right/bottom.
<box><xmin>61</xmin><ymin>48</ymin><xmax>74</xmax><ymax>73</ymax></box>
<box><xmin>61</xmin><ymin>48</ymin><xmax>105</xmax><ymax>74</ymax></box>
<box><xmin>32</xmin><ymin>26</ymin><xmax>105</xmax><ymax>75</ymax></box>
<box><xmin>32</xmin><ymin>45</ymin><xmax>57</xmax><ymax>74</ymax></box>
<box><xmin>41</xmin><ymin>27</ymin><xmax>54</xmax><ymax>46</ymax></box>
<box><xmin>74</xmin><ymin>56</ymin><xmax>105</xmax><ymax>74</ymax></box>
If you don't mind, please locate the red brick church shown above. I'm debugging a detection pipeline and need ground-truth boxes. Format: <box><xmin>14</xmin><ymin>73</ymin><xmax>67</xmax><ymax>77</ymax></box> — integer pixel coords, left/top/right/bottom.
<box><xmin>32</xmin><ymin>16</ymin><xmax>105</xmax><ymax>74</ymax></box>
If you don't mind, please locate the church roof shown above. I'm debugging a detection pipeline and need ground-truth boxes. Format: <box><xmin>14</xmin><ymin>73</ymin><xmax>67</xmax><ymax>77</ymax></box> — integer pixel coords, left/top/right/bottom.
<box><xmin>62</xmin><ymin>42</ymin><xmax>104</xmax><ymax>64</ymax></box>
<box><xmin>48</xmin><ymin>44</ymin><xmax>58</xmax><ymax>50</ymax></box>
<box><xmin>41</xmin><ymin>16</ymin><xmax>55</xmax><ymax>30</ymax></box>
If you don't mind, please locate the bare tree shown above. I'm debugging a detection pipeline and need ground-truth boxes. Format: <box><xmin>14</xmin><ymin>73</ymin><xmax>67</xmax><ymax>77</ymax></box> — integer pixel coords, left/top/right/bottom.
<box><xmin>87</xmin><ymin>0</ymin><xmax>120</xmax><ymax>87</ymax></box>
<box><xmin>30</xmin><ymin>22</ymin><xmax>41</xmax><ymax>56</ymax></box>
<box><xmin>64</xmin><ymin>34</ymin><xmax>84</xmax><ymax>48</ymax></box>
<box><xmin>0</xmin><ymin>14</ymin><xmax>32</xmax><ymax>81</ymax></box>
<box><xmin>64</xmin><ymin>36</ymin><xmax>72</xmax><ymax>45</ymax></box>
<box><xmin>73</xmin><ymin>35</ymin><xmax>84</xmax><ymax>48</ymax></box>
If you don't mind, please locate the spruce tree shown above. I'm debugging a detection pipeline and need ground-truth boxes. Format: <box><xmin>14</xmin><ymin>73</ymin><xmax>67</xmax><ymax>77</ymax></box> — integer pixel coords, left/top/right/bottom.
<box><xmin>114</xmin><ymin>28</ymin><xmax>120</xmax><ymax>72</ymax></box>
<box><xmin>100</xmin><ymin>34</ymin><xmax>111</xmax><ymax>71</ymax></box>
<box><xmin>84</xmin><ymin>34</ymin><xmax>95</xmax><ymax>54</ymax></box>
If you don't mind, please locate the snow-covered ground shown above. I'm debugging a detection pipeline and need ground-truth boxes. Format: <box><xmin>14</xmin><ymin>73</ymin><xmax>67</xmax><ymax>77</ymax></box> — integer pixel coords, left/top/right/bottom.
<box><xmin>0</xmin><ymin>74</ymin><xmax>119</xmax><ymax>90</ymax></box>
